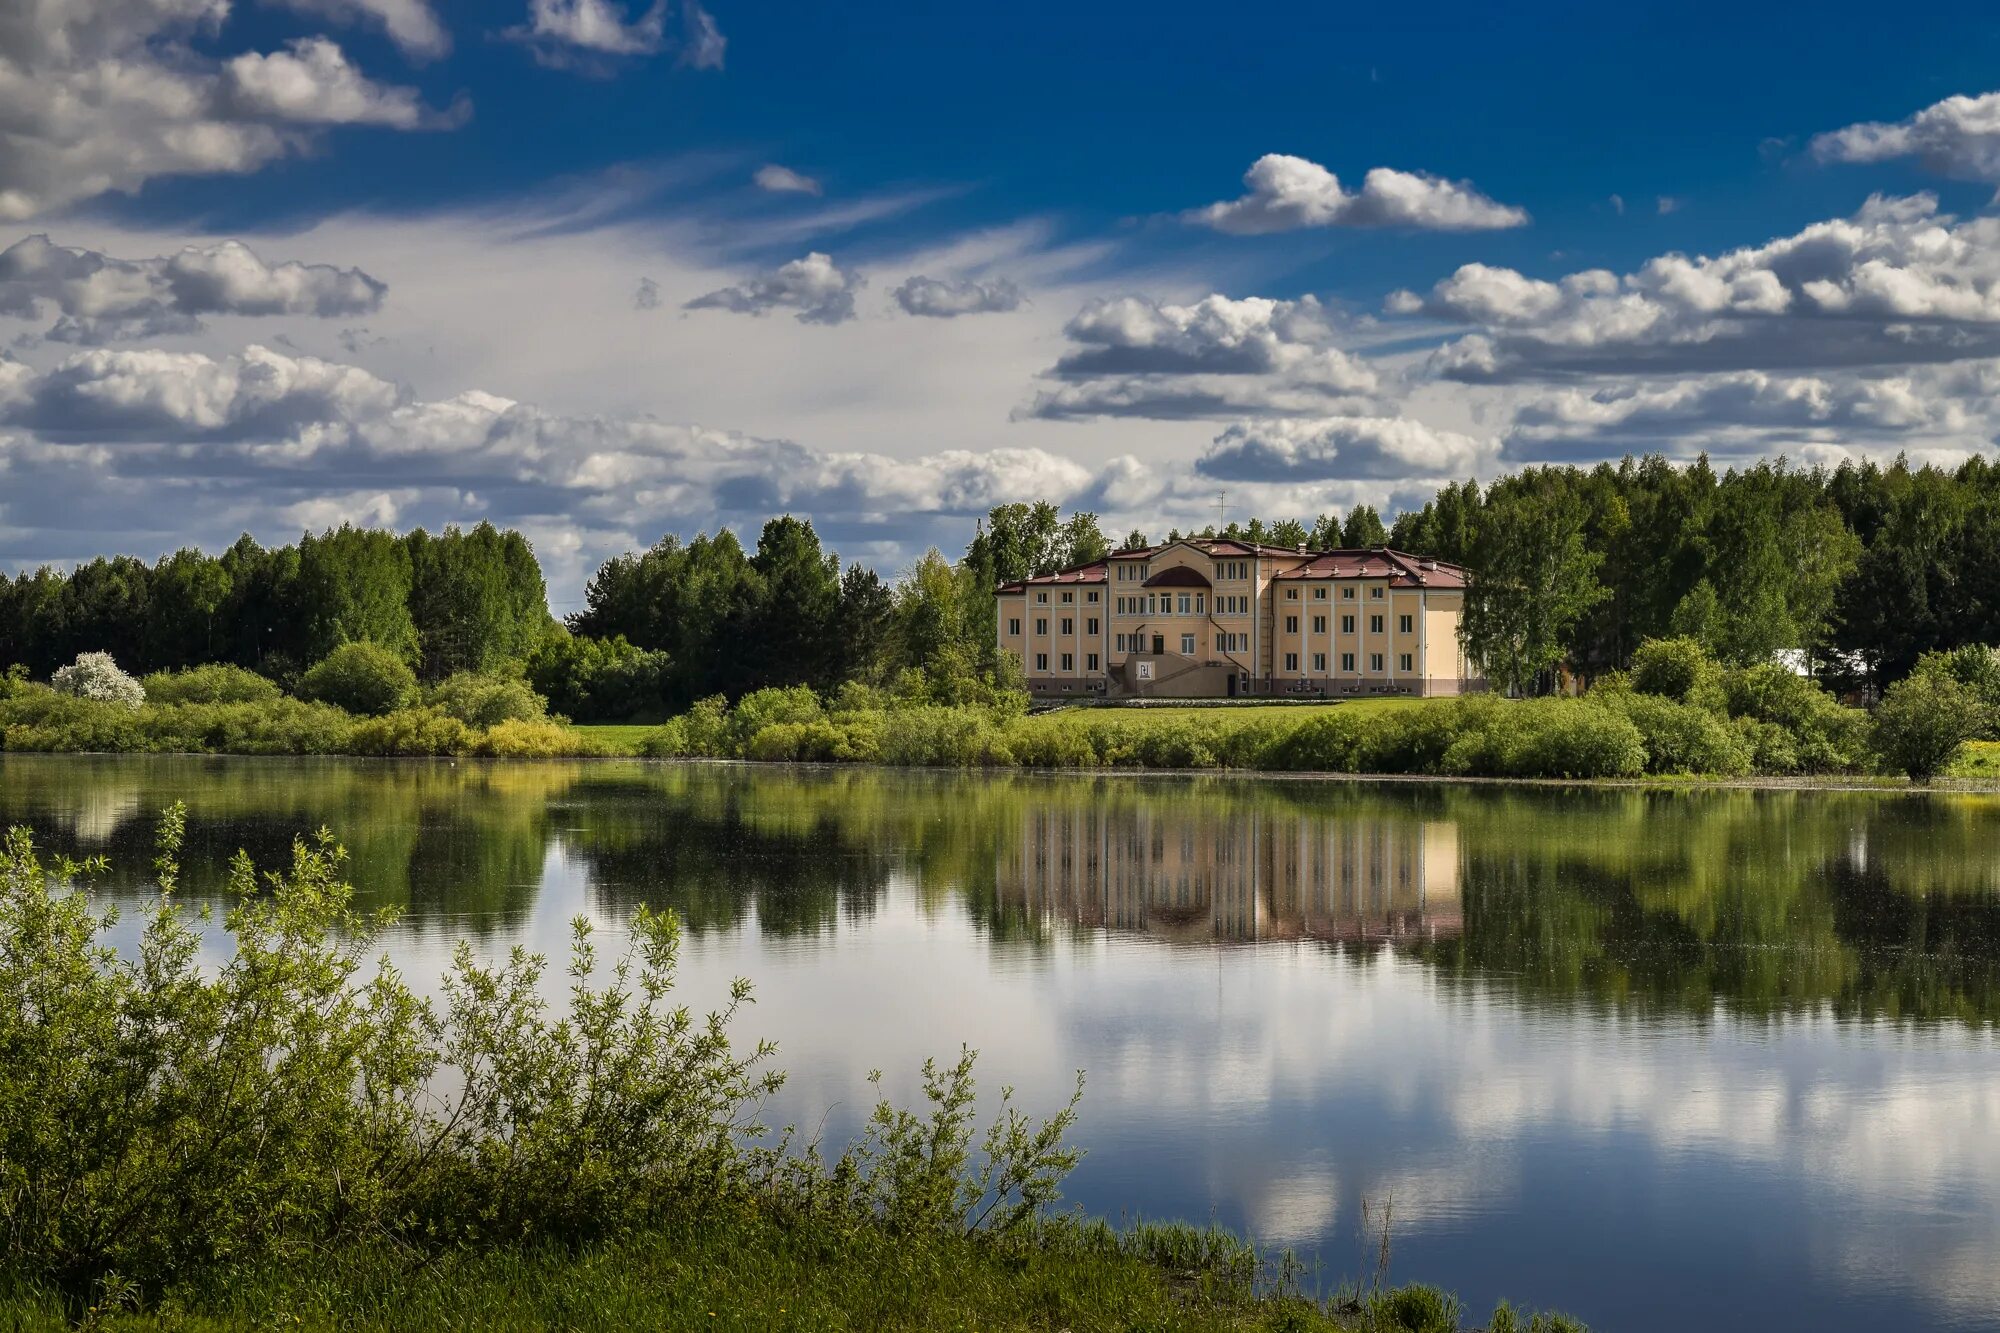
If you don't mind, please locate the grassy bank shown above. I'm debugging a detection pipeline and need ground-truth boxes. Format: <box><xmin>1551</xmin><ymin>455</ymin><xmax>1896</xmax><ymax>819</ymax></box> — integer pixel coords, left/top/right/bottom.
<box><xmin>0</xmin><ymin>809</ymin><xmax>1584</xmax><ymax>1333</ymax></box>
<box><xmin>0</xmin><ymin>1210</ymin><xmax>1582</xmax><ymax>1333</ymax></box>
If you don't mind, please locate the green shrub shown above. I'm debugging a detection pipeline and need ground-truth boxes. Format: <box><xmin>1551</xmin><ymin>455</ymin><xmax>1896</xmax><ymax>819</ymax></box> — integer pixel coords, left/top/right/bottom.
<box><xmin>1258</xmin><ymin>710</ymin><xmax>1371</xmax><ymax>772</ymax></box>
<box><xmin>0</xmin><ymin>809</ymin><xmax>1085</xmax><ymax>1302</ymax></box>
<box><xmin>140</xmin><ymin>664</ymin><xmax>281</xmax><ymax>705</ymax></box>
<box><xmin>297</xmin><ymin>643</ymin><xmax>418</xmax><ymax>717</ymax></box>
<box><xmin>345</xmin><ymin>707</ymin><xmax>475</xmax><ymax>756</ymax></box>
<box><xmin>1372</xmin><ymin>1283</ymin><xmax>1462</xmax><ymax>1333</ymax></box>
<box><xmin>1441</xmin><ymin>698</ymin><xmax>1647</xmax><ymax>779</ymax></box>
<box><xmin>637</xmin><ymin>718</ymin><xmax>688</xmax><ymax>758</ymax></box>
<box><xmin>1356</xmin><ymin>697</ymin><xmax>1493</xmax><ymax>773</ymax></box>
<box><xmin>144</xmin><ymin>700</ymin><xmax>355</xmax><ymax>755</ymax></box>
<box><xmin>524</xmin><ymin>633</ymin><xmax>672</xmax><ymax>723</ymax></box>
<box><xmin>826</xmin><ymin>712</ymin><xmax>884</xmax><ymax>763</ymax></box>
<box><xmin>680</xmin><ymin>695</ymin><xmax>731</xmax><ymax>756</ymax></box>
<box><xmin>1600</xmin><ymin>692</ymin><xmax>1752</xmax><ymax>776</ymax></box>
<box><xmin>1721</xmin><ymin>664</ymin><xmax>1869</xmax><ymax>773</ymax></box>
<box><xmin>728</xmin><ymin>686</ymin><xmax>824</xmax><ymax>753</ymax></box>
<box><xmin>474</xmin><ymin>718</ymin><xmax>590</xmax><ymax>758</ymax></box>
<box><xmin>1911</xmin><ymin>644</ymin><xmax>2000</xmax><ymax>738</ymax></box>
<box><xmin>1629</xmin><ymin>637</ymin><xmax>1724</xmax><ymax>710</ymax></box>
<box><xmin>878</xmin><ymin>706</ymin><xmax>1010</xmax><ymax>766</ymax></box>
<box><xmin>1874</xmin><ymin>673</ymin><xmax>1980</xmax><ymax>781</ymax></box>
<box><xmin>0</xmin><ymin>688</ymin><xmax>146</xmax><ymax>752</ymax></box>
<box><xmin>1002</xmin><ymin>717</ymin><xmax>1100</xmax><ymax>769</ymax></box>
<box><xmin>424</xmin><ymin>673</ymin><xmax>548</xmax><ymax>727</ymax></box>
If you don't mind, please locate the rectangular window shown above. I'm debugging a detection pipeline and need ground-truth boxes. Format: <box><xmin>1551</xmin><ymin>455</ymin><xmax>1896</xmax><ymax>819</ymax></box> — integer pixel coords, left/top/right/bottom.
<box><xmin>1035</xmin><ymin>653</ymin><xmax>1048</xmax><ymax>672</ymax></box>
<box><xmin>1114</xmin><ymin>634</ymin><xmax>1125</xmax><ymax>652</ymax></box>
<box><xmin>1285</xmin><ymin>615</ymin><xmax>1299</xmax><ymax>633</ymax></box>
<box><xmin>1285</xmin><ymin>652</ymin><xmax>1299</xmax><ymax>672</ymax></box>
<box><xmin>1177</xmin><ymin>593</ymin><xmax>1192</xmax><ymax>615</ymax></box>
<box><xmin>1036</xmin><ymin>592</ymin><xmax>1048</xmax><ymax>603</ymax></box>
<box><xmin>1195</xmin><ymin>594</ymin><xmax>1206</xmax><ymax>613</ymax></box>
<box><xmin>1341</xmin><ymin>652</ymin><xmax>1355</xmax><ymax>672</ymax></box>
<box><xmin>1286</xmin><ymin>588</ymin><xmax>1299</xmax><ymax>601</ymax></box>
<box><xmin>1312</xmin><ymin>615</ymin><xmax>1327</xmax><ymax>633</ymax></box>
<box><xmin>1370</xmin><ymin>653</ymin><xmax>1384</xmax><ymax>672</ymax></box>
<box><xmin>1180</xmin><ymin>634</ymin><xmax>1196</xmax><ymax>656</ymax></box>
<box><xmin>1342</xmin><ymin>587</ymin><xmax>1355</xmax><ymax>600</ymax></box>
<box><xmin>1370</xmin><ymin>587</ymin><xmax>1384</xmax><ymax>599</ymax></box>
<box><xmin>1086</xmin><ymin>618</ymin><xmax>1099</xmax><ymax>635</ymax></box>
<box><xmin>1399</xmin><ymin>653</ymin><xmax>1413</xmax><ymax>672</ymax></box>
<box><xmin>1061</xmin><ymin>591</ymin><xmax>1073</xmax><ymax>603</ymax></box>
<box><xmin>1060</xmin><ymin>617</ymin><xmax>1074</xmax><ymax>635</ymax></box>
<box><xmin>1035</xmin><ymin>618</ymin><xmax>1048</xmax><ymax>635</ymax></box>
<box><xmin>1087</xmin><ymin>591</ymin><xmax>1098</xmax><ymax>602</ymax></box>
<box><xmin>1370</xmin><ymin>615</ymin><xmax>1383</xmax><ymax>634</ymax></box>
<box><xmin>1313</xmin><ymin>652</ymin><xmax>1327</xmax><ymax>672</ymax></box>
<box><xmin>1313</xmin><ymin>587</ymin><xmax>1328</xmax><ymax>600</ymax></box>
<box><xmin>1087</xmin><ymin>653</ymin><xmax>1100</xmax><ymax>671</ymax></box>
<box><xmin>1008</xmin><ymin>618</ymin><xmax>1021</xmax><ymax>636</ymax></box>
<box><xmin>1341</xmin><ymin>615</ymin><xmax>1355</xmax><ymax>633</ymax></box>
<box><xmin>1399</xmin><ymin>614</ymin><xmax>1413</xmax><ymax>634</ymax></box>
<box><xmin>1061</xmin><ymin>653</ymin><xmax>1073</xmax><ymax>671</ymax></box>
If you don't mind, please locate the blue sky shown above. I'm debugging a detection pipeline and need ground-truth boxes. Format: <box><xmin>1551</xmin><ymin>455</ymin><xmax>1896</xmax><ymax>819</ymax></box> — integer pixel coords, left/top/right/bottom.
<box><xmin>8</xmin><ymin>0</ymin><xmax>2000</xmax><ymax>599</ymax></box>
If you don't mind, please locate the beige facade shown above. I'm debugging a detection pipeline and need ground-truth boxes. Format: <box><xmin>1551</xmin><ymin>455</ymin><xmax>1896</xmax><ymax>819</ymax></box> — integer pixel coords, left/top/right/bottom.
<box><xmin>994</xmin><ymin>540</ymin><xmax>1477</xmax><ymax>699</ymax></box>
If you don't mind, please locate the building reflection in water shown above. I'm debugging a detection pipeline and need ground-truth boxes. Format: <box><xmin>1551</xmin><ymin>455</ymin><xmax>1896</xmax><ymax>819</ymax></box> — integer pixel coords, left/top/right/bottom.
<box><xmin>1002</xmin><ymin>803</ymin><xmax>1462</xmax><ymax>944</ymax></box>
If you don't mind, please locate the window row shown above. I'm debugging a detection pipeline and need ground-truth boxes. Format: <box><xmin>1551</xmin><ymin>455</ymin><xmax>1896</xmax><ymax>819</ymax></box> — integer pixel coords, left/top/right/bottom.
<box><xmin>1031</xmin><ymin>653</ymin><xmax>1101</xmax><ymax>673</ymax></box>
<box><xmin>1025</xmin><ymin>617</ymin><xmax>1099</xmax><ymax>636</ymax></box>
<box><xmin>1031</xmin><ymin>589</ymin><xmax>1100</xmax><ymax>603</ymax></box>
<box><xmin>1277</xmin><ymin>652</ymin><xmax>1416</xmax><ymax>675</ymax></box>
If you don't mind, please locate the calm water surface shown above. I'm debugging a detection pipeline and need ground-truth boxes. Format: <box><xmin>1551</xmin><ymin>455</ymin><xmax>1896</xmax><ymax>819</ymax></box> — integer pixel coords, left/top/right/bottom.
<box><xmin>4</xmin><ymin>755</ymin><xmax>1998</xmax><ymax>1332</ymax></box>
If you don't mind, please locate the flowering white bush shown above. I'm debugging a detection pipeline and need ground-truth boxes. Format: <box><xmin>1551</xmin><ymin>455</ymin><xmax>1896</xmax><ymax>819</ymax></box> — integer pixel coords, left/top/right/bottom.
<box><xmin>51</xmin><ymin>652</ymin><xmax>146</xmax><ymax>710</ymax></box>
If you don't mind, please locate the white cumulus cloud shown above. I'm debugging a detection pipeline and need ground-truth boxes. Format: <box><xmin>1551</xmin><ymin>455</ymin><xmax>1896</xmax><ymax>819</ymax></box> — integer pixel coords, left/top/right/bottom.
<box><xmin>1197</xmin><ymin>416</ymin><xmax>1495</xmax><ymax>483</ymax></box>
<box><xmin>0</xmin><ymin>234</ymin><xmax>387</xmax><ymax>345</ymax></box>
<box><xmin>1187</xmin><ymin>154</ymin><xmax>1529</xmax><ymax>234</ymax></box>
<box><xmin>685</xmin><ymin>252</ymin><xmax>861</xmax><ymax>325</ymax></box>
<box><xmin>1018</xmin><ymin>293</ymin><xmax>1378</xmax><ymax>420</ymax></box>
<box><xmin>265</xmin><ymin>0</ymin><xmax>451</xmax><ymax>59</ymax></box>
<box><xmin>0</xmin><ymin>1</ymin><xmax>464</xmax><ymax>220</ymax></box>
<box><xmin>508</xmin><ymin>0</ymin><xmax>723</xmax><ymax>69</ymax></box>
<box><xmin>892</xmin><ymin>275</ymin><xmax>1024</xmax><ymax>318</ymax></box>
<box><xmin>1812</xmin><ymin>90</ymin><xmax>2000</xmax><ymax>182</ymax></box>
<box><xmin>1391</xmin><ymin>194</ymin><xmax>2000</xmax><ymax>381</ymax></box>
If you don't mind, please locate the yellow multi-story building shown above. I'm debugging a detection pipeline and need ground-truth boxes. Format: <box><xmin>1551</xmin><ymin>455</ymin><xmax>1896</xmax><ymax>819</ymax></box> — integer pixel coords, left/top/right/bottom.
<box><xmin>994</xmin><ymin>540</ymin><xmax>1476</xmax><ymax>699</ymax></box>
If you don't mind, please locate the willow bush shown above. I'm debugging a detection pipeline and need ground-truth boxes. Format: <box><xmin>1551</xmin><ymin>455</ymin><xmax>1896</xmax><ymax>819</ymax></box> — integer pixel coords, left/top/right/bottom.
<box><xmin>0</xmin><ymin>807</ymin><xmax>1083</xmax><ymax>1307</ymax></box>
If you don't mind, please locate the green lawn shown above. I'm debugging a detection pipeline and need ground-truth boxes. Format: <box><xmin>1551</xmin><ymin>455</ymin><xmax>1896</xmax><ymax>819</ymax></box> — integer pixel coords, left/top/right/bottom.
<box><xmin>575</xmin><ymin>723</ymin><xmax>660</xmax><ymax>755</ymax></box>
<box><xmin>1954</xmin><ymin>740</ymin><xmax>2000</xmax><ymax>778</ymax></box>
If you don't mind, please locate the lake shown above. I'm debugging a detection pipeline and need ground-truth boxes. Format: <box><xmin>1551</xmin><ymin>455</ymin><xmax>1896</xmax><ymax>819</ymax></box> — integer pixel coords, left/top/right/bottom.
<box><xmin>3</xmin><ymin>754</ymin><xmax>1997</xmax><ymax>1332</ymax></box>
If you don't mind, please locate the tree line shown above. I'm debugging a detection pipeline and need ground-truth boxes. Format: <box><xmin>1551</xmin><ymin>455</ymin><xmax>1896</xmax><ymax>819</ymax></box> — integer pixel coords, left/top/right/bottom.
<box><xmin>5</xmin><ymin>452</ymin><xmax>1998</xmax><ymax>717</ymax></box>
<box><xmin>0</xmin><ymin>524</ymin><xmax>548</xmax><ymax>684</ymax></box>
<box><xmin>1388</xmin><ymin>454</ymin><xmax>2000</xmax><ymax>695</ymax></box>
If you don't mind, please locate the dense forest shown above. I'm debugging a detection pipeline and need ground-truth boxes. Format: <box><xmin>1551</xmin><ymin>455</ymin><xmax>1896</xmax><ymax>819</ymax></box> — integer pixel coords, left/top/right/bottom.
<box><xmin>3</xmin><ymin>453</ymin><xmax>1999</xmax><ymax>717</ymax></box>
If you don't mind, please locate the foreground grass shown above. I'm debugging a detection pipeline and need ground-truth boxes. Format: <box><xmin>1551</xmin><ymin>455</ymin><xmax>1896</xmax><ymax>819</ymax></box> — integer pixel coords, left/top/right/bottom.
<box><xmin>0</xmin><ymin>1206</ymin><xmax>1504</xmax><ymax>1333</ymax></box>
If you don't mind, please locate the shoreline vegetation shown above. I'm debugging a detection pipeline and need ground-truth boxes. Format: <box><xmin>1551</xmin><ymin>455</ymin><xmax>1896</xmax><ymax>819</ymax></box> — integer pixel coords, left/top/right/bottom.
<box><xmin>0</xmin><ymin>808</ymin><xmax>1587</xmax><ymax>1333</ymax></box>
<box><xmin>6</xmin><ymin>636</ymin><xmax>2000</xmax><ymax>785</ymax></box>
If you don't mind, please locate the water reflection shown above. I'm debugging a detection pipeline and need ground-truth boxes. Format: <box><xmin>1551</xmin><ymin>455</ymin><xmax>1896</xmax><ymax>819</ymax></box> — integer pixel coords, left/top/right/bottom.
<box><xmin>4</xmin><ymin>756</ymin><xmax>2000</xmax><ymax>1332</ymax></box>
<box><xmin>1003</xmin><ymin>801</ymin><xmax>1461</xmax><ymax>943</ymax></box>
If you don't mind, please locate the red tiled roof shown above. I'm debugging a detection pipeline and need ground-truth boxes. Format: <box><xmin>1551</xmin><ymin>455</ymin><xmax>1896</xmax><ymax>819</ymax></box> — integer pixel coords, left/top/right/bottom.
<box><xmin>1272</xmin><ymin>548</ymin><xmax>1468</xmax><ymax>588</ymax></box>
<box><xmin>999</xmin><ymin>546</ymin><xmax>1467</xmax><ymax>592</ymax></box>
<box><xmin>995</xmin><ymin>559</ymin><xmax>1108</xmax><ymax>593</ymax></box>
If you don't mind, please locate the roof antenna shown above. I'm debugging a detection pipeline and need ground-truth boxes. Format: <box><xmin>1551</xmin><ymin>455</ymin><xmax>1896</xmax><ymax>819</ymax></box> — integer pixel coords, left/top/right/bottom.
<box><xmin>1212</xmin><ymin>489</ymin><xmax>1227</xmax><ymax>533</ymax></box>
